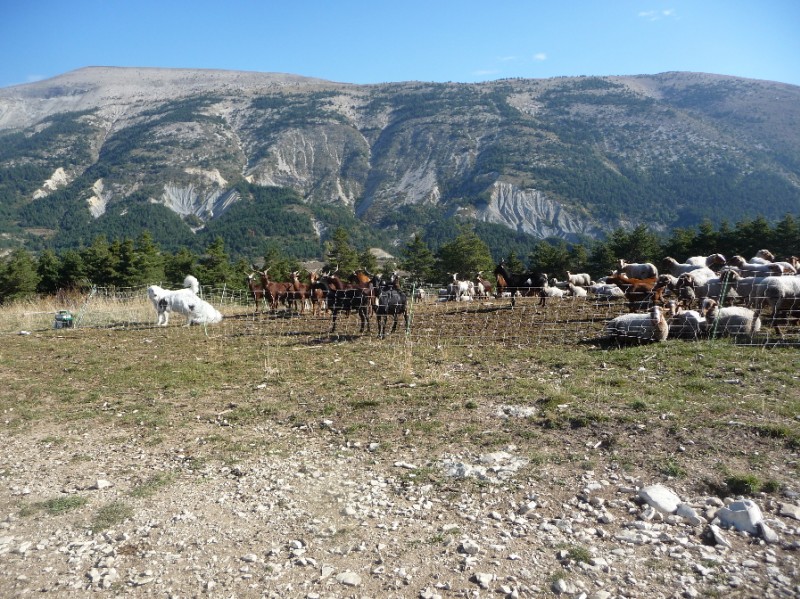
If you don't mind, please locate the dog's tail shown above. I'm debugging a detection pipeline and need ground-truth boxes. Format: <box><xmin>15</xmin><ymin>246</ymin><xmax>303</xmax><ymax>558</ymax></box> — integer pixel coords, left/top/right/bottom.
<box><xmin>183</xmin><ymin>275</ymin><xmax>200</xmax><ymax>294</ymax></box>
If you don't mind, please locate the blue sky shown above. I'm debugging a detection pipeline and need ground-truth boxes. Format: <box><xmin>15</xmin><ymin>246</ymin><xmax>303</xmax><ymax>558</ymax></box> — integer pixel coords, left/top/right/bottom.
<box><xmin>2</xmin><ymin>0</ymin><xmax>799</xmax><ymax>88</ymax></box>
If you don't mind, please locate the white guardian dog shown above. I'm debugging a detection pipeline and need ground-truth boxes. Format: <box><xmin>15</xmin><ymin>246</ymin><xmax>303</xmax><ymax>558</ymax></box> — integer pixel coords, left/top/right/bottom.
<box><xmin>147</xmin><ymin>275</ymin><xmax>222</xmax><ymax>326</ymax></box>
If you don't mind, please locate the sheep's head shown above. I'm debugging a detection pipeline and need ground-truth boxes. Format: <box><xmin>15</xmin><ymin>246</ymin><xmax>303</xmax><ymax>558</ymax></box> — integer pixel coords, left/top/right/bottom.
<box><xmin>727</xmin><ymin>255</ymin><xmax>746</xmax><ymax>267</ymax></box>
<box><xmin>756</xmin><ymin>249</ymin><xmax>775</xmax><ymax>261</ymax></box>
<box><xmin>700</xmin><ymin>298</ymin><xmax>718</xmax><ymax>318</ymax></box>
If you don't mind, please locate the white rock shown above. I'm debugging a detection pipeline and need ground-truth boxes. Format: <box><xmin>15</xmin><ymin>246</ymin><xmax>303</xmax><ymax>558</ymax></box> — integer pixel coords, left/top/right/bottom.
<box><xmin>779</xmin><ymin>503</ymin><xmax>800</xmax><ymax>521</ymax></box>
<box><xmin>707</xmin><ymin>524</ymin><xmax>732</xmax><ymax>548</ymax></box>
<box><xmin>552</xmin><ymin>578</ymin><xmax>577</xmax><ymax>594</ymax></box>
<box><xmin>93</xmin><ymin>479</ymin><xmax>112</xmax><ymax>490</ymax></box>
<box><xmin>758</xmin><ymin>521</ymin><xmax>779</xmax><ymax>544</ymax></box>
<box><xmin>335</xmin><ymin>571</ymin><xmax>361</xmax><ymax>586</ymax></box>
<box><xmin>676</xmin><ymin>503</ymin><xmax>704</xmax><ymax>526</ymax></box>
<box><xmin>716</xmin><ymin>499</ymin><xmax>763</xmax><ymax>535</ymax></box>
<box><xmin>459</xmin><ymin>539</ymin><xmax>481</xmax><ymax>555</ymax></box>
<box><xmin>638</xmin><ymin>484</ymin><xmax>681</xmax><ymax>514</ymax></box>
<box><xmin>473</xmin><ymin>572</ymin><xmax>493</xmax><ymax>588</ymax></box>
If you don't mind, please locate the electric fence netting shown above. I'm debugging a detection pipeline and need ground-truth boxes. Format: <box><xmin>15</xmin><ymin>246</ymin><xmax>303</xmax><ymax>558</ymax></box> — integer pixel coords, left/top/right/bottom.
<box><xmin>5</xmin><ymin>284</ymin><xmax>799</xmax><ymax>348</ymax></box>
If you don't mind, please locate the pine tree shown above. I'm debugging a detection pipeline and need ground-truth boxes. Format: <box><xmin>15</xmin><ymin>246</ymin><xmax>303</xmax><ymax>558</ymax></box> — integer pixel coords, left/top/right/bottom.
<box><xmin>357</xmin><ymin>248</ymin><xmax>378</xmax><ymax>275</ymax></box>
<box><xmin>435</xmin><ymin>230</ymin><xmax>493</xmax><ymax>282</ymax></box>
<box><xmin>503</xmin><ymin>251</ymin><xmax>526</xmax><ymax>274</ymax></box>
<box><xmin>132</xmin><ymin>232</ymin><xmax>165</xmax><ymax>286</ymax></box>
<box><xmin>57</xmin><ymin>249</ymin><xmax>86</xmax><ymax>289</ymax></box>
<box><xmin>165</xmin><ymin>247</ymin><xmax>197</xmax><ymax>287</ymax></box>
<box><xmin>36</xmin><ymin>249</ymin><xmax>61</xmax><ymax>294</ymax></box>
<box><xmin>772</xmin><ymin>214</ymin><xmax>799</xmax><ymax>257</ymax></box>
<box><xmin>528</xmin><ymin>240</ymin><xmax>570</xmax><ymax>276</ymax></box>
<box><xmin>400</xmin><ymin>234</ymin><xmax>435</xmax><ymax>284</ymax></box>
<box><xmin>113</xmin><ymin>238</ymin><xmax>138</xmax><ymax>287</ymax></box>
<box><xmin>197</xmin><ymin>237</ymin><xmax>232</xmax><ymax>287</ymax></box>
<box><xmin>0</xmin><ymin>249</ymin><xmax>39</xmax><ymax>303</ymax></box>
<box><xmin>324</xmin><ymin>227</ymin><xmax>359</xmax><ymax>274</ymax></box>
<box><xmin>81</xmin><ymin>235</ymin><xmax>117</xmax><ymax>286</ymax></box>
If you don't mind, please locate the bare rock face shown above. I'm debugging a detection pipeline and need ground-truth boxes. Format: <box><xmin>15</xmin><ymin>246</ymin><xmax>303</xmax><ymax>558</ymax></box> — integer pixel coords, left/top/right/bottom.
<box><xmin>472</xmin><ymin>182</ymin><xmax>599</xmax><ymax>239</ymax></box>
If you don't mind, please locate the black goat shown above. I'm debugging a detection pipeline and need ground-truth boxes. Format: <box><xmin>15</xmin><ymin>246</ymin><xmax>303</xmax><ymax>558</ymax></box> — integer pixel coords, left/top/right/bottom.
<box><xmin>493</xmin><ymin>260</ymin><xmax>549</xmax><ymax>308</ymax></box>
<box><xmin>375</xmin><ymin>273</ymin><xmax>409</xmax><ymax>338</ymax></box>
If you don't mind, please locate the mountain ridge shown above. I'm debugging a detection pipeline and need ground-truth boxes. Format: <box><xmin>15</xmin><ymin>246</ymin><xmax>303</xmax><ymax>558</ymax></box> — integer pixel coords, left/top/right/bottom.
<box><xmin>1</xmin><ymin>66</ymin><xmax>798</xmax><ymax>257</ymax></box>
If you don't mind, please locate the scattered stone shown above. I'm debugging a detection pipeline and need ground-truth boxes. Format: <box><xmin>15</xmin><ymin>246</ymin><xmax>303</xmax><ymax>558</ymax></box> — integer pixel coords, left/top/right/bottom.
<box><xmin>676</xmin><ymin>503</ymin><xmax>704</xmax><ymax>526</ymax></box>
<box><xmin>459</xmin><ymin>539</ymin><xmax>481</xmax><ymax>555</ymax></box>
<box><xmin>638</xmin><ymin>484</ymin><xmax>681</xmax><ymax>514</ymax></box>
<box><xmin>335</xmin><ymin>571</ymin><xmax>361</xmax><ymax>587</ymax></box>
<box><xmin>758</xmin><ymin>522</ymin><xmax>779</xmax><ymax>544</ymax></box>
<box><xmin>706</xmin><ymin>524</ymin><xmax>732</xmax><ymax>548</ymax></box>
<box><xmin>778</xmin><ymin>503</ymin><xmax>800</xmax><ymax>521</ymax></box>
<box><xmin>394</xmin><ymin>461</ymin><xmax>417</xmax><ymax>470</ymax></box>
<box><xmin>551</xmin><ymin>578</ymin><xmax>578</xmax><ymax>594</ymax></box>
<box><xmin>472</xmin><ymin>572</ymin><xmax>493</xmax><ymax>589</ymax></box>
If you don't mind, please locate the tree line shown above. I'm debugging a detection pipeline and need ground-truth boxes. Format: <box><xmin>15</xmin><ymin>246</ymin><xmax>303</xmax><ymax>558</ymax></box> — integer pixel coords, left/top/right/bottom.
<box><xmin>1</xmin><ymin>214</ymin><xmax>799</xmax><ymax>304</ymax></box>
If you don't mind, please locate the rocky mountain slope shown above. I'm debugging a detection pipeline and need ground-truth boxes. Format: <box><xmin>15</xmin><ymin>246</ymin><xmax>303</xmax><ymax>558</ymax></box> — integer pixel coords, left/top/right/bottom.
<box><xmin>0</xmin><ymin>67</ymin><xmax>799</xmax><ymax>253</ymax></box>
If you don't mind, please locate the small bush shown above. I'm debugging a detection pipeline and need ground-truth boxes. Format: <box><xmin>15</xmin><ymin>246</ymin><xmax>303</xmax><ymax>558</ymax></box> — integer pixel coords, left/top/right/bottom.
<box><xmin>725</xmin><ymin>474</ymin><xmax>761</xmax><ymax>495</ymax></box>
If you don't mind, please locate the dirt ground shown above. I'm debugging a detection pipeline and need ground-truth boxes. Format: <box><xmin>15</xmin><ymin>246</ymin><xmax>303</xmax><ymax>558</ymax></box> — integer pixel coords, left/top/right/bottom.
<box><xmin>1</xmin><ymin>297</ymin><xmax>799</xmax><ymax>598</ymax></box>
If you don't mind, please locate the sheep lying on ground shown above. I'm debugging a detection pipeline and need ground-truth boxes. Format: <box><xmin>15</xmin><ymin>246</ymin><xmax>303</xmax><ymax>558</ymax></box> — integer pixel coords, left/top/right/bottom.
<box><xmin>147</xmin><ymin>276</ymin><xmax>222</xmax><ymax>326</ymax></box>
<box><xmin>604</xmin><ymin>305</ymin><xmax>669</xmax><ymax>343</ymax></box>
<box><xmin>665</xmin><ymin>300</ymin><xmax>704</xmax><ymax>340</ymax></box>
<box><xmin>589</xmin><ymin>282</ymin><xmax>625</xmax><ymax>298</ymax></box>
<box><xmin>700</xmin><ymin>298</ymin><xmax>761</xmax><ymax>338</ymax></box>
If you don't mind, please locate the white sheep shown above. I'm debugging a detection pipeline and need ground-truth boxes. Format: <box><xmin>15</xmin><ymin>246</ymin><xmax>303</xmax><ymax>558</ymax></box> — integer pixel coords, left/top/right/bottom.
<box><xmin>757</xmin><ymin>275</ymin><xmax>800</xmax><ymax>336</ymax></box>
<box><xmin>448</xmin><ymin>273</ymin><xmax>475</xmax><ymax>301</ymax></box>
<box><xmin>604</xmin><ymin>305</ymin><xmax>669</xmax><ymax>343</ymax></box>
<box><xmin>589</xmin><ymin>283</ymin><xmax>625</xmax><ymax>298</ymax></box>
<box><xmin>565</xmin><ymin>271</ymin><xmax>592</xmax><ymax>287</ymax></box>
<box><xmin>749</xmin><ymin>249</ymin><xmax>775</xmax><ymax>264</ymax></box>
<box><xmin>700</xmin><ymin>298</ymin><xmax>761</xmax><ymax>338</ymax></box>
<box><xmin>541</xmin><ymin>281</ymin><xmax>565</xmax><ymax>299</ymax></box>
<box><xmin>567</xmin><ymin>282</ymin><xmax>588</xmax><ymax>298</ymax></box>
<box><xmin>718</xmin><ymin>269</ymin><xmax>772</xmax><ymax>307</ymax></box>
<box><xmin>618</xmin><ymin>259</ymin><xmax>658</xmax><ymax>279</ymax></box>
<box><xmin>727</xmin><ymin>255</ymin><xmax>784</xmax><ymax>277</ymax></box>
<box><xmin>147</xmin><ymin>276</ymin><xmax>222</xmax><ymax>326</ymax></box>
<box><xmin>684</xmin><ymin>253</ymin><xmax>727</xmax><ymax>268</ymax></box>
<box><xmin>665</xmin><ymin>300</ymin><xmax>704</xmax><ymax>340</ymax></box>
<box><xmin>663</xmin><ymin>257</ymin><xmax>706</xmax><ymax>277</ymax></box>
<box><xmin>674</xmin><ymin>268</ymin><xmax>721</xmax><ymax>302</ymax></box>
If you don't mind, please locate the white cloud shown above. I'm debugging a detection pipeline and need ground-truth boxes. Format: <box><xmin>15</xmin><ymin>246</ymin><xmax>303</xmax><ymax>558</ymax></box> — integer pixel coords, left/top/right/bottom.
<box><xmin>499</xmin><ymin>56</ymin><xmax>517</xmax><ymax>62</ymax></box>
<box><xmin>638</xmin><ymin>9</ymin><xmax>677</xmax><ymax>21</ymax></box>
<box><xmin>26</xmin><ymin>74</ymin><xmax>45</xmax><ymax>83</ymax></box>
<box><xmin>533</xmin><ymin>53</ymin><xmax>547</xmax><ymax>62</ymax></box>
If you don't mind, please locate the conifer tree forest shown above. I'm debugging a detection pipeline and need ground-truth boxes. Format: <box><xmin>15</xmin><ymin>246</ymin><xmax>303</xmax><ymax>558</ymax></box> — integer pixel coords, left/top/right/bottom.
<box><xmin>1</xmin><ymin>214</ymin><xmax>799</xmax><ymax>304</ymax></box>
